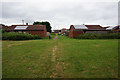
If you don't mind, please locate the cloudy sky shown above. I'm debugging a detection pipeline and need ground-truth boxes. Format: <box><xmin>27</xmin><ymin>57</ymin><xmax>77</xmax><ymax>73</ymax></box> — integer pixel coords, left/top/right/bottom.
<box><xmin>0</xmin><ymin>0</ymin><xmax>119</xmax><ymax>30</ymax></box>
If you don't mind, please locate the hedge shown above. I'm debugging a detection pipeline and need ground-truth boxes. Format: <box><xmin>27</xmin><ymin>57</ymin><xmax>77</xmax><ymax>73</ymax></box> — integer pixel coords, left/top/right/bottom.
<box><xmin>75</xmin><ymin>33</ymin><xmax>120</xmax><ymax>39</ymax></box>
<box><xmin>2</xmin><ymin>32</ymin><xmax>41</xmax><ymax>40</ymax></box>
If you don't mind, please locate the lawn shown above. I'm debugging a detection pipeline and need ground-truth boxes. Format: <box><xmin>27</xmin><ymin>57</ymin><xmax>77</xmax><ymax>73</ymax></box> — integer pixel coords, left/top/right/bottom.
<box><xmin>2</xmin><ymin>36</ymin><xmax>118</xmax><ymax>78</ymax></box>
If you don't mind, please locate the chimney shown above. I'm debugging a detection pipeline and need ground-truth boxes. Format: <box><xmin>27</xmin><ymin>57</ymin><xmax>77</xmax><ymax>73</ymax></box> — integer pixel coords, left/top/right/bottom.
<box><xmin>26</xmin><ymin>23</ymin><xmax>28</xmax><ymax>25</ymax></box>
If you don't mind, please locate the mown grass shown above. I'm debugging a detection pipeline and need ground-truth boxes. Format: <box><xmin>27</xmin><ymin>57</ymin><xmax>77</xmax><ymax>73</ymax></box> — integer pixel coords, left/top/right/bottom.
<box><xmin>2</xmin><ymin>35</ymin><xmax>118</xmax><ymax>78</ymax></box>
<box><xmin>2</xmin><ymin>39</ymin><xmax>56</xmax><ymax>78</ymax></box>
<box><xmin>58</xmin><ymin>36</ymin><xmax>118</xmax><ymax>78</ymax></box>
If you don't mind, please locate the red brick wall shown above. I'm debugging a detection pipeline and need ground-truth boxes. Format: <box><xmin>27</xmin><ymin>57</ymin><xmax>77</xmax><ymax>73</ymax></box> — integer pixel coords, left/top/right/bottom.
<box><xmin>69</xmin><ymin>25</ymin><xmax>74</xmax><ymax>38</ymax></box>
<box><xmin>25</xmin><ymin>31</ymin><xmax>46</xmax><ymax>37</ymax></box>
<box><xmin>69</xmin><ymin>31</ymin><xmax>73</xmax><ymax>38</ymax></box>
<box><xmin>73</xmin><ymin>31</ymin><xmax>83</xmax><ymax>38</ymax></box>
<box><xmin>44</xmin><ymin>25</ymin><xmax>47</xmax><ymax>37</ymax></box>
<box><xmin>69</xmin><ymin>25</ymin><xmax>84</xmax><ymax>38</ymax></box>
<box><xmin>25</xmin><ymin>25</ymin><xmax>47</xmax><ymax>37</ymax></box>
<box><xmin>114</xmin><ymin>28</ymin><xmax>119</xmax><ymax>31</ymax></box>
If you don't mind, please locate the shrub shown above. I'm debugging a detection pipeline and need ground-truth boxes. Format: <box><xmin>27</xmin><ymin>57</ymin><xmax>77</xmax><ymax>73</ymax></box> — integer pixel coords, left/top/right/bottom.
<box><xmin>75</xmin><ymin>33</ymin><xmax>98</xmax><ymax>39</ymax></box>
<box><xmin>51</xmin><ymin>33</ymin><xmax>56</xmax><ymax>35</ymax></box>
<box><xmin>98</xmin><ymin>33</ymin><xmax>120</xmax><ymax>39</ymax></box>
<box><xmin>58</xmin><ymin>33</ymin><xmax>61</xmax><ymax>35</ymax></box>
<box><xmin>75</xmin><ymin>33</ymin><xmax>120</xmax><ymax>39</ymax></box>
<box><xmin>33</xmin><ymin>35</ymin><xmax>42</xmax><ymax>39</ymax></box>
<box><xmin>2</xmin><ymin>32</ymin><xmax>41</xmax><ymax>40</ymax></box>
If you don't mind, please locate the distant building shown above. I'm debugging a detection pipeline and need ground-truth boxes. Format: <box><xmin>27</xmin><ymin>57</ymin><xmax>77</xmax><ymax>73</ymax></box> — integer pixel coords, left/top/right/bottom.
<box><xmin>106</xmin><ymin>26</ymin><xmax>119</xmax><ymax>31</ymax></box>
<box><xmin>102</xmin><ymin>27</ymin><xmax>109</xmax><ymax>29</ymax></box>
<box><xmin>53</xmin><ymin>30</ymin><xmax>61</xmax><ymax>33</ymax></box>
<box><xmin>2</xmin><ymin>23</ymin><xmax>47</xmax><ymax>37</ymax></box>
<box><xmin>69</xmin><ymin>25</ymin><xmax>109</xmax><ymax>38</ymax></box>
<box><xmin>61</xmin><ymin>28</ymin><xmax>69</xmax><ymax>34</ymax></box>
<box><xmin>61</xmin><ymin>28</ymin><xmax>69</xmax><ymax>36</ymax></box>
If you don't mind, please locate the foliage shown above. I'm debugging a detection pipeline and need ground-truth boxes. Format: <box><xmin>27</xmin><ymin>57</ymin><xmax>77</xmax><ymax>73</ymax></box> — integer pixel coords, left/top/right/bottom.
<box><xmin>1</xmin><ymin>24</ymin><xmax>5</xmax><ymax>26</ymax></box>
<box><xmin>58</xmin><ymin>33</ymin><xmax>61</xmax><ymax>35</ymax></box>
<box><xmin>33</xmin><ymin>21</ymin><xmax>52</xmax><ymax>33</ymax></box>
<box><xmin>75</xmin><ymin>33</ymin><xmax>120</xmax><ymax>39</ymax></box>
<box><xmin>2</xmin><ymin>32</ymin><xmax>41</xmax><ymax>40</ymax></box>
<box><xmin>51</xmin><ymin>33</ymin><xmax>56</xmax><ymax>35</ymax></box>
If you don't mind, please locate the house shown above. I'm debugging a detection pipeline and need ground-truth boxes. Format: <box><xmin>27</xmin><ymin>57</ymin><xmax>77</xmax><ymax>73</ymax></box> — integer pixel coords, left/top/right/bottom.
<box><xmin>0</xmin><ymin>24</ymin><xmax>2</xmax><ymax>30</ymax></box>
<box><xmin>0</xmin><ymin>24</ymin><xmax>6</xmax><ymax>30</ymax></box>
<box><xmin>106</xmin><ymin>26</ymin><xmax>119</xmax><ymax>31</ymax></box>
<box><xmin>61</xmin><ymin>28</ymin><xmax>69</xmax><ymax>36</ymax></box>
<box><xmin>53</xmin><ymin>30</ymin><xmax>61</xmax><ymax>34</ymax></box>
<box><xmin>61</xmin><ymin>28</ymin><xmax>69</xmax><ymax>34</ymax></box>
<box><xmin>69</xmin><ymin>24</ymin><xmax>109</xmax><ymax>38</ymax></box>
<box><xmin>2</xmin><ymin>23</ymin><xmax>47</xmax><ymax>37</ymax></box>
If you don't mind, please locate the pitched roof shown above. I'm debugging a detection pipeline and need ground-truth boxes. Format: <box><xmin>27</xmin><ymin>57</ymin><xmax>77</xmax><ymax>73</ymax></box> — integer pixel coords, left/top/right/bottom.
<box><xmin>2</xmin><ymin>25</ymin><xmax>45</xmax><ymax>31</ymax></box>
<box><xmin>102</xmin><ymin>27</ymin><xmax>109</xmax><ymax>29</ymax></box>
<box><xmin>73</xmin><ymin>25</ymin><xmax>88</xmax><ymax>29</ymax></box>
<box><xmin>106</xmin><ymin>26</ymin><xmax>118</xmax><ymax>30</ymax></box>
<box><xmin>2</xmin><ymin>26</ymin><xmax>16</xmax><ymax>31</ymax></box>
<box><xmin>72</xmin><ymin>25</ymin><xmax>104</xmax><ymax>30</ymax></box>
<box><xmin>85</xmin><ymin>25</ymin><xmax>103</xmax><ymax>30</ymax></box>
<box><xmin>26</xmin><ymin>25</ymin><xmax>45</xmax><ymax>30</ymax></box>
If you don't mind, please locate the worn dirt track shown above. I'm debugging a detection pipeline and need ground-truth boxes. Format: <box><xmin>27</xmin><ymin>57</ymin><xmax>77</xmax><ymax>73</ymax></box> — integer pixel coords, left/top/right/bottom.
<box><xmin>50</xmin><ymin>36</ymin><xmax>65</xmax><ymax>78</ymax></box>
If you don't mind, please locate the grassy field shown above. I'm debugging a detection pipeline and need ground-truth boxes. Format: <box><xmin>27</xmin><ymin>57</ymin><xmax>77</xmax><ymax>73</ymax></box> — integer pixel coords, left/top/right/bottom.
<box><xmin>2</xmin><ymin>36</ymin><xmax>118</xmax><ymax>78</ymax></box>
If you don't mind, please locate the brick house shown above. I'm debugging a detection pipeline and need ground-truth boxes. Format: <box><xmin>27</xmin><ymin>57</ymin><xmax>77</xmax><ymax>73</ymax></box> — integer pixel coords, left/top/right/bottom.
<box><xmin>2</xmin><ymin>24</ymin><xmax>47</xmax><ymax>37</ymax></box>
<box><xmin>106</xmin><ymin>26</ymin><xmax>119</xmax><ymax>31</ymax></box>
<box><xmin>69</xmin><ymin>25</ymin><xmax>109</xmax><ymax>38</ymax></box>
<box><xmin>0</xmin><ymin>24</ymin><xmax>2</xmax><ymax>30</ymax></box>
<box><xmin>53</xmin><ymin>30</ymin><xmax>61</xmax><ymax>33</ymax></box>
<box><xmin>61</xmin><ymin>28</ymin><xmax>69</xmax><ymax>35</ymax></box>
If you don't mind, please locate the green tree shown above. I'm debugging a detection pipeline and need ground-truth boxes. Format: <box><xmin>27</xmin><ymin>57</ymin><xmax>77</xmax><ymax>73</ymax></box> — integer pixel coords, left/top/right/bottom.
<box><xmin>0</xmin><ymin>24</ymin><xmax>5</xmax><ymax>26</ymax></box>
<box><xmin>33</xmin><ymin>21</ymin><xmax>52</xmax><ymax>33</ymax></box>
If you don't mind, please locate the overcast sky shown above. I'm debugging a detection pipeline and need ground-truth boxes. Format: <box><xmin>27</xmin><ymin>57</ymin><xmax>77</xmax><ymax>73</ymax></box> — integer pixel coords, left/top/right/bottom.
<box><xmin>0</xmin><ymin>0</ymin><xmax>119</xmax><ymax>30</ymax></box>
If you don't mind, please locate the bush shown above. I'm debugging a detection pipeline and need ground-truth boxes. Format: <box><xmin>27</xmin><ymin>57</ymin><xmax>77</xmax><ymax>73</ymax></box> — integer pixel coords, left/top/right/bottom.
<box><xmin>75</xmin><ymin>33</ymin><xmax>98</xmax><ymax>39</ymax></box>
<box><xmin>75</xmin><ymin>33</ymin><xmax>120</xmax><ymax>39</ymax></box>
<box><xmin>2</xmin><ymin>32</ymin><xmax>41</xmax><ymax>40</ymax></box>
<box><xmin>51</xmin><ymin>33</ymin><xmax>56</xmax><ymax>35</ymax></box>
<box><xmin>98</xmin><ymin>33</ymin><xmax>120</xmax><ymax>39</ymax></box>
